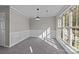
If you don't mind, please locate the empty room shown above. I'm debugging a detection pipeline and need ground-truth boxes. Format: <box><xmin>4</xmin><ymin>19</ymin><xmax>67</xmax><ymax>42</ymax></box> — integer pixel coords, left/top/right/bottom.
<box><xmin>0</xmin><ymin>5</ymin><xmax>79</xmax><ymax>54</ymax></box>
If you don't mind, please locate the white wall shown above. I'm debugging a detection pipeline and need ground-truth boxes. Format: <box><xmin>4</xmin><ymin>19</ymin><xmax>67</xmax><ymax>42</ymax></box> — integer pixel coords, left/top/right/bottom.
<box><xmin>29</xmin><ymin>17</ymin><xmax>56</xmax><ymax>38</ymax></box>
<box><xmin>9</xmin><ymin>7</ymin><xmax>30</xmax><ymax>47</ymax></box>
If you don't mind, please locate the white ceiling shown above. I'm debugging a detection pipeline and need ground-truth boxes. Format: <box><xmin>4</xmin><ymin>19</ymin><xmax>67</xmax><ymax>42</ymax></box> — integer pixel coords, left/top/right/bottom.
<box><xmin>11</xmin><ymin>5</ymin><xmax>65</xmax><ymax>18</ymax></box>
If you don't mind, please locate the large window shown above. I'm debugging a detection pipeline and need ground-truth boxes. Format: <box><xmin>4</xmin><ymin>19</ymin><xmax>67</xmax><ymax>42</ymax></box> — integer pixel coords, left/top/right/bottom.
<box><xmin>58</xmin><ymin>5</ymin><xmax>79</xmax><ymax>52</ymax></box>
<box><xmin>71</xmin><ymin>6</ymin><xmax>79</xmax><ymax>50</ymax></box>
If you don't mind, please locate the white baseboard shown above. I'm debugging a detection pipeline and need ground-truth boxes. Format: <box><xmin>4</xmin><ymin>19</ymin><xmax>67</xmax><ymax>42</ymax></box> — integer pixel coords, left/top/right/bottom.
<box><xmin>9</xmin><ymin>30</ymin><xmax>30</xmax><ymax>47</ymax></box>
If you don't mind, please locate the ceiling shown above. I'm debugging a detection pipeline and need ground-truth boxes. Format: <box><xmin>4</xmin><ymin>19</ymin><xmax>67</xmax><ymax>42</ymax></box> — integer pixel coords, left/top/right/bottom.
<box><xmin>11</xmin><ymin>5</ymin><xmax>65</xmax><ymax>18</ymax></box>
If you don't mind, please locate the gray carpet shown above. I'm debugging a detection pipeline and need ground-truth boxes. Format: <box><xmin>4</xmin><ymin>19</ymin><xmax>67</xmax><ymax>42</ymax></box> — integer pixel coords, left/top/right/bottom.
<box><xmin>0</xmin><ymin>37</ymin><xmax>67</xmax><ymax>54</ymax></box>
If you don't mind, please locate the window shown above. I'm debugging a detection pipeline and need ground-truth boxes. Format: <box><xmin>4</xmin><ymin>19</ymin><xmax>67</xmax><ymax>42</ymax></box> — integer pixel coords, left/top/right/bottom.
<box><xmin>71</xmin><ymin>28</ymin><xmax>79</xmax><ymax>49</ymax></box>
<box><xmin>47</xmin><ymin>27</ymin><xmax>51</xmax><ymax>35</ymax></box>
<box><xmin>38</xmin><ymin>27</ymin><xmax>51</xmax><ymax>40</ymax></box>
<box><xmin>71</xmin><ymin>6</ymin><xmax>79</xmax><ymax>49</ymax></box>
<box><xmin>60</xmin><ymin>29</ymin><xmax>63</xmax><ymax>39</ymax></box>
<box><xmin>57</xmin><ymin>18</ymin><xmax>63</xmax><ymax>39</ymax></box>
<box><xmin>63</xmin><ymin>28</ymin><xmax>69</xmax><ymax>43</ymax></box>
<box><xmin>57</xmin><ymin>5</ymin><xmax>79</xmax><ymax>52</ymax></box>
<box><xmin>63</xmin><ymin>13</ymin><xmax>69</xmax><ymax>27</ymax></box>
<box><xmin>62</xmin><ymin>13</ymin><xmax>70</xmax><ymax>44</ymax></box>
<box><xmin>43</xmin><ymin>30</ymin><xmax>46</xmax><ymax>38</ymax></box>
<box><xmin>72</xmin><ymin>6</ymin><xmax>79</xmax><ymax>27</ymax></box>
<box><xmin>58</xmin><ymin>18</ymin><xmax>62</xmax><ymax>28</ymax></box>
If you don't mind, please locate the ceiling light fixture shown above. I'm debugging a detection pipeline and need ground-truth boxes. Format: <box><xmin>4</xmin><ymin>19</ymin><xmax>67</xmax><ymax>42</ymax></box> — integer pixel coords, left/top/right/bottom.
<box><xmin>35</xmin><ymin>8</ymin><xmax>40</xmax><ymax>21</ymax></box>
<box><xmin>35</xmin><ymin>16</ymin><xmax>40</xmax><ymax>20</ymax></box>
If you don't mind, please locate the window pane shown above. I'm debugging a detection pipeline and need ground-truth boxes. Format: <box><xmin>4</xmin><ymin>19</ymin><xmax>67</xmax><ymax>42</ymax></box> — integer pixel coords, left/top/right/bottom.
<box><xmin>43</xmin><ymin>30</ymin><xmax>46</xmax><ymax>38</ymax></box>
<box><xmin>63</xmin><ymin>28</ymin><xmax>70</xmax><ymax>44</ymax></box>
<box><xmin>64</xmin><ymin>15</ymin><xmax>67</xmax><ymax>26</ymax></box>
<box><xmin>61</xmin><ymin>29</ymin><xmax>63</xmax><ymax>38</ymax></box>
<box><xmin>75</xmin><ymin>29</ymin><xmax>79</xmax><ymax>49</ymax></box>
<box><xmin>72</xmin><ymin>28</ymin><xmax>75</xmax><ymax>47</ymax></box>
<box><xmin>72</xmin><ymin>8</ymin><xmax>76</xmax><ymax>26</ymax></box>
<box><xmin>66</xmin><ymin>14</ymin><xmax>69</xmax><ymax>26</ymax></box>
<box><xmin>63</xmin><ymin>14</ymin><xmax>69</xmax><ymax>27</ymax></box>
<box><xmin>77</xmin><ymin>6</ymin><xmax>79</xmax><ymax>26</ymax></box>
<box><xmin>58</xmin><ymin>19</ymin><xmax>62</xmax><ymax>28</ymax></box>
<box><xmin>57</xmin><ymin>29</ymin><xmax>62</xmax><ymax>39</ymax></box>
<box><xmin>63</xmin><ymin>15</ymin><xmax>65</xmax><ymax>27</ymax></box>
<box><xmin>47</xmin><ymin>27</ymin><xmax>51</xmax><ymax>35</ymax></box>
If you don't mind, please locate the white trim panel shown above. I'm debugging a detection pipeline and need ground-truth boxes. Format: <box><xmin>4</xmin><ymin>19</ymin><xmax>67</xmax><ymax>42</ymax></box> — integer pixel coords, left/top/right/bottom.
<box><xmin>9</xmin><ymin>30</ymin><xmax>30</xmax><ymax>47</ymax></box>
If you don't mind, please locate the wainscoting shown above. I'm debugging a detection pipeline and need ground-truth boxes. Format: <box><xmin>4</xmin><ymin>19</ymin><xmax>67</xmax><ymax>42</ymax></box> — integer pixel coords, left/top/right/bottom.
<box><xmin>9</xmin><ymin>30</ymin><xmax>56</xmax><ymax>47</ymax></box>
<box><xmin>9</xmin><ymin>30</ymin><xmax>30</xmax><ymax>47</ymax></box>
